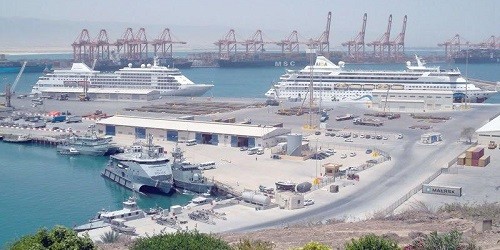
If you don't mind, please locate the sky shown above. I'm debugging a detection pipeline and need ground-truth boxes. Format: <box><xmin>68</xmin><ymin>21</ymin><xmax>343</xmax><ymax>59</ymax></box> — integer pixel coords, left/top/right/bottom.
<box><xmin>0</xmin><ymin>0</ymin><xmax>498</xmax><ymax>52</ymax></box>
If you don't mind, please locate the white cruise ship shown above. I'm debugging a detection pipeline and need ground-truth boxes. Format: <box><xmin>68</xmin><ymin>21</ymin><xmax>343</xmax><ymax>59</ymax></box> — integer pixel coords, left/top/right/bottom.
<box><xmin>32</xmin><ymin>58</ymin><xmax>213</xmax><ymax>97</ymax></box>
<box><xmin>265</xmin><ymin>55</ymin><xmax>497</xmax><ymax>103</ymax></box>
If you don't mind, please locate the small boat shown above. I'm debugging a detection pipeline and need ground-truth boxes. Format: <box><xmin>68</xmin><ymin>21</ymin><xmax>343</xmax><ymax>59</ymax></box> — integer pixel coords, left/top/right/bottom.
<box><xmin>2</xmin><ymin>134</ymin><xmax>32</xmax><ymax>143</ymax></box>
<box><xmin>58</xmin><ymin>147</ymin><xmax>80</xmax><ymax>155</ymax></box>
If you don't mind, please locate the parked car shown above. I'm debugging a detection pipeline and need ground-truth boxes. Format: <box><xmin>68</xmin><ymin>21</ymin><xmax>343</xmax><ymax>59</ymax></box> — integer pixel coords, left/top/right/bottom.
<box><xmin>271</xmin><ymin>154</ymin><xmax>281</xmax><ymax>159</ymax></box>
<box><xmin>344</xmin><ymin>138</ymin><xmax>353</xmax><ymax>142</ymax></box>
<box><xmin>382</xmin><ymin>136</ymin><xmax>388</xmax><ymax>140</ymax></box>
<box><xmin>349</xmin><ymin>152</ymin><xmax>357</xmax><ymax>157</ymax></box>
<box><xmin>365</xmin><ymin>149</ymin><xmax>373</xmax><ymax>154</ymax></box>
<box><xmin>365</xmin><ymin>135</ymin><xmax>371</xmax><ymax>139</ymax></box>
<box><xmin>340</xmin><ymin>154</ymin><xmax>347</xmax><ymax>159</ymax></box>
<box><xmin>240</xmin><ymin>147</ymin><xmax>248</xmax><ymax>151</ymax></box>
<box><xmin>397</xmin><ymin>134</ymin><xmax>404</xmax><ymax>139</ymax></box>
<box><xmin>314</xmin><ymin>131</ymin><xmax>321</xmax><ymax>135</ymax></box>
<box><xmin>304</xmin><ymin>199</ymin><xmax>315</xmax><ymax>206</ymax></box>
<box><xmin>360</xmin><ymin>134</ymin><xmax>365</xmax><ymax>138</ymax></box>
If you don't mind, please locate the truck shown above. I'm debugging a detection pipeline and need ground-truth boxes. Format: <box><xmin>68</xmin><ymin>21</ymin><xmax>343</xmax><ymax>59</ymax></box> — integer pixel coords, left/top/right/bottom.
<box><xmin>66</xmin><ymin>116</ymin><xmax>82</xmax><ymax>123</ymax></box>
<box><xmin>353</xmin><ymin>118</ymin><xmax>383</xmax><ymax>127</ymax></box>
<box><xmin>51</xmin><ymin>115</ymin><xmax>66</xmax><ymax>123</ymax></box>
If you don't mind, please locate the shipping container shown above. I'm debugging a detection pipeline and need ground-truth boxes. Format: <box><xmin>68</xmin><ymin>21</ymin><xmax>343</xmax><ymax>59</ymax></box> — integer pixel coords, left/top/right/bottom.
<box><xmin>478</xmin><ymin>155</ymin><xmax>490</xmax><ymax>167</ymax></box>
<box><xmin>457</xmin><ymin>154</ymin><xmax>466</xmax><ymax>165</ymax></box>
<box><xmin>471</xmin><ymin>159</ymin><xmax>479</xmax><ymax>166</ymax></box>
<box><xmin>471</xmin><ymin>147</ymin><xmax>484</xmax><ymax>160</ymax></box>
<box><xmin>466</xmin><ymin>146</ymin><xmax>477</xmax><ymax>159</ymax></box>
<box><xmin>465</xmin><ymin>158</ymin><xmax>472</xmax><ymax>166</ymax></box>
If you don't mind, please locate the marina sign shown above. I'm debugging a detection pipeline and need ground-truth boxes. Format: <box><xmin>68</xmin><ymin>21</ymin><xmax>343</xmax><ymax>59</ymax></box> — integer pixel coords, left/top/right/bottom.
<box><xmin>422</xmin><ymin>184</ymin><xmax>462</xmax><ymax>197</ymax></box>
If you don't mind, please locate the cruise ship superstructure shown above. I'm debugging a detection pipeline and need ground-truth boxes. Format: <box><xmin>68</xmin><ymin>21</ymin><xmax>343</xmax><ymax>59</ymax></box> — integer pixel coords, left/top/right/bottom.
<box><xmin>32</xmin><ymin>58</ymin><xmax>213</xmax><ymax>97</ymax></box>
<box><xmin>265</xmin><ymin>55</ymin><xmax>497</xmax><ymax>103</ymax></box>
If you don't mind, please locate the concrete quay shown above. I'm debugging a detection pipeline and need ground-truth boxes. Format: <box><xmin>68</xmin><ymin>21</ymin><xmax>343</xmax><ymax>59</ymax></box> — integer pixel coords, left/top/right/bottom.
<box><xmin>2</xmin><ymin>96</ymin><xmax>499</xmax><ymax>240</ymax></box>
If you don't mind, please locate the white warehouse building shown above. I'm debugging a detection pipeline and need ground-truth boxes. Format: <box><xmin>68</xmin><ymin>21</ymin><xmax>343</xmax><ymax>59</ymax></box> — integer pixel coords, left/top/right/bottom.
<box><xmin>96</xmin><ymin>115</ymin><xmax>291</xmax><ymax>148</ymax></box>
<box><xmin>371</xmin><ymin>90</ymin><xmax>454</xmax><ymax>112</ymax></box>
<box><xmin>476</xmin><ymin>115</ymin><xmax>500</xmax><ymax>145</ymax></box>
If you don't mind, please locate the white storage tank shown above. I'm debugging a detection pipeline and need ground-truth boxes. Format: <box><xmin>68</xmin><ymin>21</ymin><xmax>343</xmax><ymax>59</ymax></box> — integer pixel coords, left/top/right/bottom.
<box><xmin>286</xmin><ymin>134</ymin><xmax>303</xmax><ymax>156</ymax></box>
<box><xmin>241</xmin><ymin>191</ymin><xmax>271</xmax><ymax>206</ymax></box>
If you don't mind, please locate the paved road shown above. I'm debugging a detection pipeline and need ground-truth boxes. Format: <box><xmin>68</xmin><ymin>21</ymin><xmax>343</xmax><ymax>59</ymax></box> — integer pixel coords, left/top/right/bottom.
<box><xmin>231</xmin><ymin>105</ymin><xmax>498</xmax><ymax>233</ymax></box>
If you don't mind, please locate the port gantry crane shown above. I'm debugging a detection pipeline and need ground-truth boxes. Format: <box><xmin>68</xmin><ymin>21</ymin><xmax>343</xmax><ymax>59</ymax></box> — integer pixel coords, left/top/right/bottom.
<box><xmin>342</xmin><ymin>13</ymin><xmax>367</xmax><ymax>62</ymax></box>
<box><xmin>306</xmin><ymin>11</ymin><xmax>332</xmax><ymax>55</ymax></box>
<box><xmin>276</xmin><ymin>31</ymin><xmax>301</xmax><ymax>54</ymax></box>
<box><xmin>472</xmin><ymin>35</ymin><xmax>497</xmax><ymax>49</ymax></box>
<box><xmin>214</xmin><ymin>29</ymin><xmax>237</xmax><ymax>60</ymax></box>
<box><xmin>72</xmin><ymin>29</ymin><xmax>92</xmax><ymax>63</ymax></box>
<box><xmin>438</xmin><ymin>34</ymin><xmax>470</xmax><ymax>61</ymax></box>
<box><xmin>92</xmin><ymin>29</ymin><xmax>110</xmax><ymax>62</ymax></box>
<box><xmin>238</xmin><ymin>30</ymin><xmax>276</xmax><ymax>55</ymax></box>
<box><xmin>151</xmin><ymin>28</ymin><xmax>187</xmax><ymax>59</ymax></box>
<box><xmin>367</xmin><ymin>14</ymin><xmax>393</xmax><ymax>61</ymax></box>
<box><xmin>389</xmin><ymin>15</ymin><xmax>407</xmax><ymax>61</ymax></box>
<box><xmin>4</xmin><ymin>61</ymin><xmax>27</xmax><ymax>108</ymax></box>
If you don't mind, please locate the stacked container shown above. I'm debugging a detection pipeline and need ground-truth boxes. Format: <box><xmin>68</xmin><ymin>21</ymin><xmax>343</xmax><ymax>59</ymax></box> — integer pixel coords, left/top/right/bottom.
<box><xmin>458</xmin><ymin>146</ymin><xmax>489</xmax><ymax>167</ymax></box>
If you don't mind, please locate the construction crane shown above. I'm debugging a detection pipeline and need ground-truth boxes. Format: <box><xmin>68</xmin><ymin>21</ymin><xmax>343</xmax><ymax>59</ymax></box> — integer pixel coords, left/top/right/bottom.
<box><xmin>438</xmin><ymin>34</ymin><xmax>469</xmax><ymax>61</ymax></box>
<box><xmin>367</xmin><ymin>14</ymin><xmax>392</xmax><ymax>61</ymax></box>
<box><xmin>389</xmin><ymin>15</ymin><xmax>407</xmax><ymax>60</ymax></box>
<box><xmin>342</xmin><ymin>13</ymin><xmax>367</xmax><ymax>62</ymax></box>
<box><xmin>306</xmin><ymin>11</ymin><xmax>332</xmax><ymax>55</ymax></box>
<box><xmin>4</xmin><ymin>61</ymin><xmax>27</xmax><ymax>108</ymax></box>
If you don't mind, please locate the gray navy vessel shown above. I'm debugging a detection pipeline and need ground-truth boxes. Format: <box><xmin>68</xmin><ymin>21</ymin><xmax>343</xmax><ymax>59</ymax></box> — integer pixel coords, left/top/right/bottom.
<box><xmin>57</xmin><ymin>125</ymin><xmax>117</xmax><ymax>156</ymax></box>
<box><xmin>102</xmin><ymin>135</ymin><xmax>174</xmax><ymax>194</ymax></box>
<box><xmin>171</xmin><ymin>146</ymin><xmax>214</xmax><ymax>194</ymax></box>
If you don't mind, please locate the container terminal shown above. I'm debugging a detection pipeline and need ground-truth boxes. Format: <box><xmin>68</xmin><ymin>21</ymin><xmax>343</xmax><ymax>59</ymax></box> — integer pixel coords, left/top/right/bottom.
<box><xmin>2</xmin><ymin>12</ymin><xmax>498</xmax><ymax>73</ymax></box>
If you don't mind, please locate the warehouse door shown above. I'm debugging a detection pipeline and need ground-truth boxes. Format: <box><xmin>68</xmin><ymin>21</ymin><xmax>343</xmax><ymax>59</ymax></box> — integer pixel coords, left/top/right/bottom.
<box><xmin>210</xmin><ymin>134</ymin><xmax>219</xmax><ymax>145</ymax></box>
<box><xmin>105</xmin><ymin>125</ymin><xmax>116</xmax><ymax>136</ymax></box>
<box><xmin>201</xmin><ymin>133</ymin><xmax>214</xmax><ymax>144</ymax></box>
<box><xmin>195</xmin><ymin>133</ymin><xmax>202</xmax><ymax>144</ymax></box>
<box><xmin>248</xmin><ymin>137</ymin><xmax>256</xmax><ymax>148</ymax></box>
<box><xmin>166</xmin><ymin>130</ymin><xmax>178</xmax><ymax>142</ymax></box>
<box><xmin>135</xmin><ymin>127</ymin><xmax>146</xmax><ymax>139</ymax></box>
<box><xmin>237</xmin><ymin>137</ymin><xmax>249</xmax><ymax>147</ymax></box>
<box><xmin>231</xmin><ymin>136</ymin><xmax>238</xmax><ymax>147</ymax></box>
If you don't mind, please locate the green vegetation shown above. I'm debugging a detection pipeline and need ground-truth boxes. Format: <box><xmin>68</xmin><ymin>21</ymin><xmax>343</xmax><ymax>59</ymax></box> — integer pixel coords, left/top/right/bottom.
<box><xmin>8</xmin><ymin>226</ymin><xmax>95</xmax><ymax>250</ymax></box>
<box><xmin>439</xmin><ymin>202</ymin><xmax>500</xmax><ymax>221</ymax></box>
<box><xmin>98</xmin><ymin>230</ymin><xmax>121</xmax><ymax>243</ymax></box>
<box><xmin>345</xmin><ymin>234</ymin><xmax>400</xmax><ymax>250</ymax></box>
<box><xmin>409</xmin><ymin>230</ymin><xmax>478</xmax><ymax>250</ymax></box>
<box><xmin>232</xmin><ymin>238</ymin><xmax>275</xmax><ymax>250</ymax></box>
<box><xmin>296</xmin><ymin>241</ymin><xmax>332</xmax><ymax>250</ymax></box>
<box><xmin>130</xmin><ymin>230</ymin><xmax>232</xmax><ymax>250</ymax></box>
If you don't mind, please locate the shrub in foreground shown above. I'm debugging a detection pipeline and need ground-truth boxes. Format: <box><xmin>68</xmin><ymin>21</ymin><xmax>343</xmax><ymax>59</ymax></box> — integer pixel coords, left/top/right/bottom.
<box><xmin>296</xmin><ymin>241</ymin><xmax>332</xmax><ymax>250</ymax></box>
<box><xmin>408</xmin><ymin>230</ymin><xmax>478</xmax><ymax>250</ymax></box>
<box><xmin>233</xmin><ymin>238</ymin><xmax>275</xmax><ymax>250</ymax></box>
<box><xmin>130</xmin><ymin>230</ymin><xmax>231</xmax><ymax>250</ymax></box>
<box><xmin>345</xmin><ymin>234</ymin><xmax>400</xmax><ymax>250</ymax></box>
<box><xmin>8</xmin><ymin>226</ymin><xmax>95</xmax><ymax>250</ymax></box>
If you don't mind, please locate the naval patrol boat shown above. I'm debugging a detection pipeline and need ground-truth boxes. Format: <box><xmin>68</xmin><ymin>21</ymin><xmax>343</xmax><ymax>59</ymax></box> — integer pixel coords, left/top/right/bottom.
<box><xmin>102</xmin><ymin>135</ymin><xmax>174</xmax><ymax>194</ymax></box>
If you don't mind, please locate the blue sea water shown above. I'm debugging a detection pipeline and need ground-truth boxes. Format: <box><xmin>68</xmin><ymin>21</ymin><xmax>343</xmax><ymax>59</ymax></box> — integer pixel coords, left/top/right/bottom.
<box><xmin>0</xmin><ymin>53</ymin><xmax>499</xmax><ymax>245</ymax></box>
<box><xmin>0</xmin><ymin>143</ymin><xmax>193</xmax><ymax>246</ymax></box>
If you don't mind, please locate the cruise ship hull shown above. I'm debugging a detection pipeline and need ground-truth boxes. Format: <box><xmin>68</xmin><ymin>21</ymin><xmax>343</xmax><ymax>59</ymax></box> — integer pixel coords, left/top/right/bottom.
<box><xmin>163</xmin><ymin>84</ymin><xmax>213</xmax><ymax>97</ymax></box>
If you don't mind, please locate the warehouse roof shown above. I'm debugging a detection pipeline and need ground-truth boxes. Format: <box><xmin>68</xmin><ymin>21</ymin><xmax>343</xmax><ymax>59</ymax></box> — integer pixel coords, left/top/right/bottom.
<box><xmin>476</xmin><ymin>115</ymin><xmax>500</xmax><ymax>133</ymax></box>
<box><xmin>98</xmin><ymin>115</ymin><xmax>288</xmax><ymax>137</ymax></box>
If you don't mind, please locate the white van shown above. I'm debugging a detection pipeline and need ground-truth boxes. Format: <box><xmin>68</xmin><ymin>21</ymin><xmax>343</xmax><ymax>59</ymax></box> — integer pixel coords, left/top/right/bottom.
<box><xmin>247</xmin><ymin>147</ymin><xmax>260</xmax><ymax>155</ymax></box>
<box><xmin>186</xmin><ymin>139</ymin><xmax>196</xmax><ymax>146</ymax></box>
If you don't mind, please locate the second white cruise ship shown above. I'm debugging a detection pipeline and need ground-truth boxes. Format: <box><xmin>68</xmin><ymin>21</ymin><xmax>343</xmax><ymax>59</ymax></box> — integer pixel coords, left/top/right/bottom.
<box><xmin>32</xmin><ymin>58</ymin><xmax>213</xmax><ymax>97</ymax></box>
<box><xmin>265</xmin><ymin>55</ymin><xmax>497</xmax><ymax>103</ymax></box>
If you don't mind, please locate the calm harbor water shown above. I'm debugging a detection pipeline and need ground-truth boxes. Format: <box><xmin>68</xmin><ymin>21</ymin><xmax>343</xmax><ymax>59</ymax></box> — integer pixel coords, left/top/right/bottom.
<box><xmin>0</xmin><ymin>143</ymin><xmax>193</xmax><ymax>246</ymax></box>
<box><xmin>0</xmin><ymin>53</ymin><xmax>499</xmax><ymax>245</ymax></box>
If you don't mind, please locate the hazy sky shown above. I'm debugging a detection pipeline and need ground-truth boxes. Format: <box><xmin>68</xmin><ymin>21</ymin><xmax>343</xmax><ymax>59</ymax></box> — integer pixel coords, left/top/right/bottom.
<box><xmin>0</xmin><ymin>0</ymin><xmax>498</xmax><ymax>49</ymax></box>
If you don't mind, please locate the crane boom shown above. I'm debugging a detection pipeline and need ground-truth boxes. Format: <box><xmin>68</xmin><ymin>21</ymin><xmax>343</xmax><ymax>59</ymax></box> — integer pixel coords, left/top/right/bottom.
<box><xmin>11</xmin><ymin>61</ymin><xmax>27</xmax><ymax>92</ymax></box>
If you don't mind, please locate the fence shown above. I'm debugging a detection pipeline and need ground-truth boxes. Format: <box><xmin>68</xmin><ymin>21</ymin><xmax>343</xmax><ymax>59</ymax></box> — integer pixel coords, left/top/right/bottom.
<box><xmin>382</xmin><ymin>143</ymin><xmax>479</xmax><ymax>216</ymax></box>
